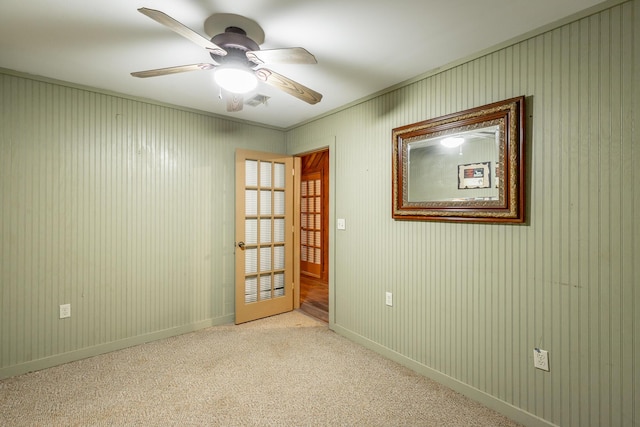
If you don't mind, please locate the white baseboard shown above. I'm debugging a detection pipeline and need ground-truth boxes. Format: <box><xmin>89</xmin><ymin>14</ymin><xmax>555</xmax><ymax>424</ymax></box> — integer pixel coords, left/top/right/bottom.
<box><xmin>331</xmin><ymin>324</ymin><xmax>556</xmax><ymax>427</ymax></box>
<box><xmin>0</xmin><ymin>314</ymin><xmax>234</xmax><ymax>380</ymax></box>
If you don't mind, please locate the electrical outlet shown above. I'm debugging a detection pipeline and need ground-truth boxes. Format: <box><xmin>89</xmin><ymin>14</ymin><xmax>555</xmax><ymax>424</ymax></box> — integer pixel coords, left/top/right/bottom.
<box><xmin>59</xmin><ymin>304</ymin><xmax>71</xmax><ymax>319</ymax></box>
<box><xmin>533</xmin><ymin>348</ymin><xmax>549</xmax><ymax>371</ymax></box>
<box><xmin>385</xmin><ymin>292</ymin><xmax>393</xmax><ymax>306</ymax></box>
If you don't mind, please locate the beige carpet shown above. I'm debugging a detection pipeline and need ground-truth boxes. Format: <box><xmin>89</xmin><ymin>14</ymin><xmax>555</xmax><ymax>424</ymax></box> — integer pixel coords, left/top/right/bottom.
<box><xmin>0</xmin><ymin>311</ymin><xmax>521</xmax><ymax>426</ymax></box>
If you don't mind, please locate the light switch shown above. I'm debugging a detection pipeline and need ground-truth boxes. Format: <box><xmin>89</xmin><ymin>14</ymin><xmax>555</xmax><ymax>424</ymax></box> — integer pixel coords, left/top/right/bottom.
<box><xmin>385</xmin><ymin>292</ymin><xmax>393</xmax><ymax>306</ymax></box>
<box><xmin>337</xmin><ymin>218</ymin><xmax>346</xmax><ymax>230</ymax></box>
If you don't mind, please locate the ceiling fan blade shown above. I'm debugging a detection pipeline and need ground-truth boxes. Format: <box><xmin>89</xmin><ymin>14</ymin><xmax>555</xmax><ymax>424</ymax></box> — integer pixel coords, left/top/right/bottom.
<box><xmin>131</xmin><ymin>63</ymin><xmax>216</xmax><ymax>78</ymax></box>
<box><xmin>138</xmin><ymin>8</ymin><xmax>227</xmax><ymax>56</ymax></box>
<box><xmin>223</xmin><ymin>90</ymin><xmax>244</xmax><ymax>112</ymax></box>
<box><xmin>255</xmin><ymin>69</ymin><xmax>322</xmax><ymax>105</ymax></box>
<box><xmin>246</xmin><ymin>47</ymin><xmax>317</xmax><ymax>65</ymax></box>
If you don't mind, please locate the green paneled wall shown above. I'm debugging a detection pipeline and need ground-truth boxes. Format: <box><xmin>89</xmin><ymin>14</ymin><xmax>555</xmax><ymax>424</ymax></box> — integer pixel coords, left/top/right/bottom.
<box><xmin>286</xmin><ymin>1</ymin><xmax>639</xmax><ymax>426</ymax></box>
<box><xmin>0</xmin><ymin>73</ymin><xmax>286</xmax><ymax>377</ymax></box>
<box><xmin>1</xmin><ymin>1</ymin><xmax>638</xmax><ymax>426</ymax></box>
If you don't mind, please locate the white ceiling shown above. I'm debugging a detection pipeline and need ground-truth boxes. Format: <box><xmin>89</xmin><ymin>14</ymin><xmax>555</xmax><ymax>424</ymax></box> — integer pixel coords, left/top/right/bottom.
<box><xmin>0</xmin><ymin>0</ymin><xmax>606</xmax><ymax>129</ymax></box>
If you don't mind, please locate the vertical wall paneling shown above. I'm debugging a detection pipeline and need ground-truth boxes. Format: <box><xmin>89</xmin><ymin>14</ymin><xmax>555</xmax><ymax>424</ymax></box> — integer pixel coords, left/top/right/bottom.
<box><xmin>285</xmin><ymin>1</ymin><xmax>638</xmax><ymax>426</ymax></box>
<box><xmin>0</xmin><ymin>72</ymin><xmax>286</xmax><ymax>378</ymax></box>
<box><xmin>623</xmin><ymin>4</ymin><xmax>639</xmax><ymax>426</ymax></box>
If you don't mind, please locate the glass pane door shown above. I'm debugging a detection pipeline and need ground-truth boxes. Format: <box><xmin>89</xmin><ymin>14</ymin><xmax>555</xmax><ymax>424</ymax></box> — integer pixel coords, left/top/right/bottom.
<box><xmin>300</xmin><ymin>172</ymin><xmax>322</xmax><ymax>278</ymax></box>
<box><xmin>235</xmin><ymin>150</ymin><xmax>294</xmax><ymax>324</ymax></box>
<box><xmin>243</xmin><ymin>160</ymin><xmax>287</xmax><ymax>303</ymax></box>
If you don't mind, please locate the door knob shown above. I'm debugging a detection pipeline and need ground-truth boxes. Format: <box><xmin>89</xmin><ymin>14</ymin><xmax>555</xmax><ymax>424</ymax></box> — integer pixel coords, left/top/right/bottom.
<box><xmin>237</xmin><ymin>241</ymin><xmax>245</xmax><ymax>250</ymax></box>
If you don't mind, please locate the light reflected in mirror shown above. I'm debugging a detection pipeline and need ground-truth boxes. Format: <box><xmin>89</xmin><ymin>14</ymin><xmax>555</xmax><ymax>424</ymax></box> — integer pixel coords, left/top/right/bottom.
<box><xmin>392</xmin><ymin>96</ymin><xmax>526</xmax><ymax>223</ymax></box>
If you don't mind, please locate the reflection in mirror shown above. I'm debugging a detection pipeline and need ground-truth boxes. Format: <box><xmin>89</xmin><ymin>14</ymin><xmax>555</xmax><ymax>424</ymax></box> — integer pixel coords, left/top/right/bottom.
<box><xmin>392</xmin><ymin>96</ymin><xmax>526</xmax><ymax>223</ymax></box>
<box><xmin>407</xmin><ymin>125</ymin><xmax>500</xmax><ymax>202</ymax></box>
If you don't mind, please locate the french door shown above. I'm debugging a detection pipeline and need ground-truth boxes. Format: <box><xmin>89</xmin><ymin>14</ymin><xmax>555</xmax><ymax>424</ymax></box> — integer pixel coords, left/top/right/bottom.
<box><xmin>235</xmin><ymin>149</ymin><xmax>298</xmax><ymax>324</ymax></box>
<box><xmin>300</xmin><ymin>172</ymin><xmax>323</xmax><ymax>278</ymax></box>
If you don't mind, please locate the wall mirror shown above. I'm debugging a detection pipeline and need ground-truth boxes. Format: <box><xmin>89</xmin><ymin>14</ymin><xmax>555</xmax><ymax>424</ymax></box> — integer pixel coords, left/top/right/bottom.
<box><xmin>392</xmin><ymin>96</ymin><xmax>525</xmax><ymax>223</ymax></box>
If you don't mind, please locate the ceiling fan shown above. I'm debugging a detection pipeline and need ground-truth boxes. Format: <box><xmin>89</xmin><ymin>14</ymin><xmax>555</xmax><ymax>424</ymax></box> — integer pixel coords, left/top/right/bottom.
<box><xmin>131</xmin><ymin>8</ymin><xmax>323</xmax><ymax>112</ymax></box>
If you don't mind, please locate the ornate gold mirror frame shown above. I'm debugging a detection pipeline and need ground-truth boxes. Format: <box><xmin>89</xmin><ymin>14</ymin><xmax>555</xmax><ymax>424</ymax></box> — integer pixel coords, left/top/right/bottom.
<box><xmin>392</xmin><ymin>96</ymin><xmax>526</xmax><ymax>223</ymax></box>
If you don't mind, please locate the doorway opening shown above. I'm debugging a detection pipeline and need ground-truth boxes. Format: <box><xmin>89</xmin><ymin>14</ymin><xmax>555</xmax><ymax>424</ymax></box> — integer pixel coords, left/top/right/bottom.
<box><xmin>298</xmin><ymin>149</ymin><xmax>329</xmax><ymax>322</ymax></box>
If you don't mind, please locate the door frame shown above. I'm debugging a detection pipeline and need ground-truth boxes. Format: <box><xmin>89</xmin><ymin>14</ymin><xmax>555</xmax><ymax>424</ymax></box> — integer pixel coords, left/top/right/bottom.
<box><xmin>287</xmin><ymin>137</ymin><xmax>336</xmax><ymax>327</ymax></box>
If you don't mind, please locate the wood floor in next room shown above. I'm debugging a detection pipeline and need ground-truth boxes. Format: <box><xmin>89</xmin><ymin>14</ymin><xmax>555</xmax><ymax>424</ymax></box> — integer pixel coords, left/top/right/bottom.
<box><xmin>299</xmin><ymin>275</ymin><xmax>328</xmax><ymax>323</ymax></box>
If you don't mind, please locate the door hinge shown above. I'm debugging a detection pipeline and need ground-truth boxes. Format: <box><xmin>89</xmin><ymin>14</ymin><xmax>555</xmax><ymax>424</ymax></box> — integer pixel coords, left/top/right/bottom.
<box><xmin>292</xmin><ymin>168</ymin><xmax>295</xmax><ymax>176</ymax></box>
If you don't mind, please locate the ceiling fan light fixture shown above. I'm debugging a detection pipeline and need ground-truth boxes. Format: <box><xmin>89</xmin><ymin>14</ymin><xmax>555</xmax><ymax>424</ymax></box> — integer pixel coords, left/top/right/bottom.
<box><xmin>214</xmin><ymin>66</ymin><xmax>257</xmax><ymax>94</ymax></box>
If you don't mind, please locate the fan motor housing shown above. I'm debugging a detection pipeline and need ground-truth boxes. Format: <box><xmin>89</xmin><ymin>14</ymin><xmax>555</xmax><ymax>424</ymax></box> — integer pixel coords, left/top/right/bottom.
<box><xmin>210</xmin><ymin>29</ymin><xmax>259</xmax><ymax>67</ymax></box>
